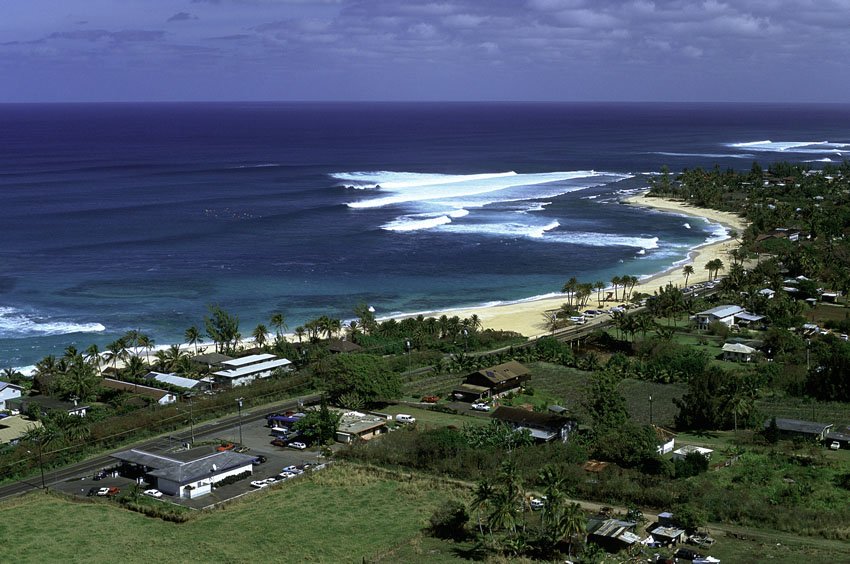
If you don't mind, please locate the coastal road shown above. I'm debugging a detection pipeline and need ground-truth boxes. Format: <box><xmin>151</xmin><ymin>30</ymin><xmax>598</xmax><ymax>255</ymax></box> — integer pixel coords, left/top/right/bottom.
<box><xmin>0</xmin><ymin>393</ymin><xmax>321</xmax><ymax>502</ymax></box>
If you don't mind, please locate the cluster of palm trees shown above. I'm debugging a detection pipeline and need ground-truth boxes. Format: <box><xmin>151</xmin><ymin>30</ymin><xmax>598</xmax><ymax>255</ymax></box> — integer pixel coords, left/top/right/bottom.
<box><xmin>561</xmin><ymin>275</ymin><xmax>641</xmax><ymax>311</ymax></box>
<box><xmin>32</xmin><ymin>344</ymin><xmax>103</xmax><ymax>402</ymax></box>
<box><xmin>704</xmin><ymin>258</ymin><xmax>725</xmax><ymax>281</ymax></box>
<box><xmin>470</xmin><ymin>461</ymin><xmax>586</xmax><ymax>558</ymax></box>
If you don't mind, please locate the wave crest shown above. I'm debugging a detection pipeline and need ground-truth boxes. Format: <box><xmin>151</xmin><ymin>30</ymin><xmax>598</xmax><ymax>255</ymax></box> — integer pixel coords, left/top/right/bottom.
<box><xmin>0</xmin><ymin>306</ymin><xmax>106</xmax><ymax>338</ymax></box>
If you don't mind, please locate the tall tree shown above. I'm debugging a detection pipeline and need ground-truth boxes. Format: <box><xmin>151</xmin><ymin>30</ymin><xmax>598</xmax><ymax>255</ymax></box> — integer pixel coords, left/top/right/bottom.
<box><xmin>205</xmin><ymin>305</ymin><xmax>240</xmax><ymax>353</ymax></box>
<box><xmin>252</xmin><ymin>323</ymin><xmax>269</xmax><ymax>349</ymax></box>
<box><xmin>184</xmin><ymin>326</ymin><xmax>202</xmax><ymax>355</ymax></box>
<box><xmin>683</xmin><ymin>265</ymin><xmax>694</xmax><ymax>286</ymax></box>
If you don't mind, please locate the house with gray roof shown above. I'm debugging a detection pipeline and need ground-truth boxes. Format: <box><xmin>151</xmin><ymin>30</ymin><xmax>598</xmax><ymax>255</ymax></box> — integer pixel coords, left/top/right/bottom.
<box><xmin>693</xmin><ymin>305</ymin><xmax>743</xmax><ymax>329</ymax></box>
<box><xmin>145</xmin><ymin>371</ymin><xmax>204</xmax><ymax>391</ymax></box>
<box><xmin>766</xmin><ymin>418</ymin><xmax>833</xmax><ymax>441</ymax></box>
<box><xmin>111</xmin><ymin>447</ymin><xmax>255</xmax><ymax>499</ymax></box>
<box><xmin>491</xmin><ymin>405</ymin><xmax>575</xmax><ymax>443</ymax></box>
<box><xmin>213</xmin><ymin>353</ymin><xmax>293</xmax><ymax>388</ymax></box>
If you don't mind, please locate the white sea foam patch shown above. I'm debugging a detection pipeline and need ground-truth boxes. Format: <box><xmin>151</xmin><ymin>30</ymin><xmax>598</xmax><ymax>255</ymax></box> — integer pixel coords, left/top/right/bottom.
<box><xmin>337</xmin><ymin>170</ymin><xmax>607</xmax><ymax>209</ymax></box>
<box><xmin>728</xmin><ymin>140</ymin><xmax>849</xmax><ymax>154</ymax></box>
<box><xmin>439</xmin><ymin>220</ymin><xmax>561</xmax><ymax>239</ymax></box>
<box><xmin>0</xmin><ymin>306</ymin><xmax>106</xmax><ymax>338</ymax></box>
<box><xmin>381</xmin><ymin>208</ymin><xmax>470</xmax><ymax>232</ymax></box>
<box><xmin>652</xmin><ymin>151</ymin><xmax>754</xmax><ymax>159</ymax></box>
<box><xmin>544</xmin><ymin>232</ymin><xmax>660</xmax><ymax>249</ymax></box>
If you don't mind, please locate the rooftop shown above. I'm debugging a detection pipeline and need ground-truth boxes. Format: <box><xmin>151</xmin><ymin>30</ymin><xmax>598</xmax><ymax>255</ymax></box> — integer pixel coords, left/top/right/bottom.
<box><xmin>767</xmin><ymin>418</ymin><xmax>832</xmax><ymax>435</ymax></box>
<box><xmin>695</xmin><ymin>305</ymin><xmax>744</xmax><ymax>318</ymax></box>
<box><xmin>112</xmin><ymin>447</ymin><xmax>255</xmax><ymax>485</ymax></box>
<box><xmin>470</xmin><ymin>360</ymin><xmax>530</xmax><ymax>385</ymax></box>
<box><xmin>102</xmin><ymin>378</ymin><xmax>174</xmax><ymax>401</ymax></box>
<box><xmin>335</xmin><ymin>409</ymin><xmax>387</xmax><ymax>436</ymax></box>
<box><xmin>213</xmin><ymin>357</ymin><xmax>292</xmax><ymax>379</ymax></box>
<box><xmin>0</xmin><ymin>415</ymin><xmax>42</xmax><ymax>444</ymax></box>
<box><xmin>492</xmin><ymin>405</ymin><xmax>570</xmax><ymax>429</ymax></box>
<box><xmin>221</xmin><ymin>353</ymin><xmax>277</xmax><ymax>368</ymax></box>
<box><xmin>190</xmin><ymin>352</ymin><xmax>233</xmax><ymax>365</ymax></box>
<box><xmin>145</xmin><ymin>372</ymin><xmax>204</xmax><ymax>390</ymax></box>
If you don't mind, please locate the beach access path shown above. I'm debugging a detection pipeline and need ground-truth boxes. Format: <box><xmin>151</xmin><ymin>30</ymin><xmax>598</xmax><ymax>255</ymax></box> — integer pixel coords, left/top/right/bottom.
<box><xmin>433</xmin><ymin>193</ymin><xmax>749</xmax><ymax>339</ymax></box>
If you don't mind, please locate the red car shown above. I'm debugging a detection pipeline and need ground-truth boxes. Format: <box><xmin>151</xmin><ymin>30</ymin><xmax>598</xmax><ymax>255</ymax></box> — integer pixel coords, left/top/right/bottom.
<box><xmin>270</xmin><ymin>438</ymin><xmax>288</xmax><ymax>447</ymax></box>
<box><xmin>216</xmin><ymin>442</ymin><xmax>236</xmax><ymax>452</ymax></box>
<box><xmin>421</xmin><ymin>395</ymin><xmax>440</xmax><ymax>403</ymax></box>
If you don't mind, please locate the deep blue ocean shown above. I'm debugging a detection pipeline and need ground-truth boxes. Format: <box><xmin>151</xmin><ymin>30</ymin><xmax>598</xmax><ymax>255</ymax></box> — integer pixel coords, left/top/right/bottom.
<box><xmin>2</xmin><ymin>102</ymin><xmax>850</xmax><ymax>369</ymax></box>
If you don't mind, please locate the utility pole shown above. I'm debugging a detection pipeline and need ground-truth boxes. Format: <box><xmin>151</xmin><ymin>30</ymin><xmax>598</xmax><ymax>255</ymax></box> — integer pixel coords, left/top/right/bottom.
<box><xmin>649</xmin><ymin>395</ymin><xmax>654</xmax><ymax>426</ymax></box>
<box><xmin>236</xmin><ymin>397</ymin><xmax>244</xmax><ymax>445</ymax></box>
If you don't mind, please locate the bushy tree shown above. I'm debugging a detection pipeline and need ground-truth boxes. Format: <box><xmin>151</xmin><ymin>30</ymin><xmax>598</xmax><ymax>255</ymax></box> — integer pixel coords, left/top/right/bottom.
<box><xmin>292</xmin><ymin>398</ymin><xmax>341</xmax><ymax>445</ymax></box>
<box><xmin>314</xmin><ymin>354</ymin><xmax>401</xmax><ymax>406</ymax></box>
<box><xmin>429</xmin><ymin>500</ymin><xmax>470</xmax><ymax>540</ymax></box>
<box><xmin>204</xmin><ymin>304</ymin><xmax>240</xmax><ymax>353</ymax></box>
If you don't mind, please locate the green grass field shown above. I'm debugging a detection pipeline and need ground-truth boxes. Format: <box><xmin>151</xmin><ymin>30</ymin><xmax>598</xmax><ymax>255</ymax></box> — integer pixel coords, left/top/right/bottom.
<box><xmin>0</xmin><ymin>464</ymin><xmax>467</xmax><ymax>564</ymax></box>
<box><xmin>380</xmin><ymin>405</ymin><xmax>490</xmax><ymax>429</ymax></box>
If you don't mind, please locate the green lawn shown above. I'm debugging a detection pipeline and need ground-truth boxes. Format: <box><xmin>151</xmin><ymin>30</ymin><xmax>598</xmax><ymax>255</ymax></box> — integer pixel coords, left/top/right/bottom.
<box><xmin>0</xmin><ymin>464</ymin><xmax>466</xmax><ymax>564</ymax></box>
<box><xmin>380</xmin><ymin>405</ymin><xmax>489</xmax><ymax>429</ymax></box>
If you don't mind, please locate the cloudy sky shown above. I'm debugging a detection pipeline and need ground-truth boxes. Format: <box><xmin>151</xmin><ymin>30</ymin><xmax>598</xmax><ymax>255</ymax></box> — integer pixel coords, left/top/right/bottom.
<box><xmin>1</xmin><ymin>0</ymin><xmax>848</xmax><ymax>102</ymax></box>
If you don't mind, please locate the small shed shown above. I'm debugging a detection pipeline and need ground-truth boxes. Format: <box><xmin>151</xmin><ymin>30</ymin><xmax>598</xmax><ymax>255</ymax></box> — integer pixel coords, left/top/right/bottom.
<box><xmin>722</xmin><ymin>342</ymin><xmax>757</xmax><ymax>362</ymax></box>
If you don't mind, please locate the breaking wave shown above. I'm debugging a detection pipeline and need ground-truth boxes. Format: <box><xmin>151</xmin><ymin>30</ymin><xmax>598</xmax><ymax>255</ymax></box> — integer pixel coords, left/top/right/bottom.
<box><xmin>0</xmin><ymin>306</ymin><xmax>106</xmax><ymax>338</ymax></box>
<box><xmin>727</xmin><ymin>140</ymin><xmax>849</xmax><ymax>154</ymax></box>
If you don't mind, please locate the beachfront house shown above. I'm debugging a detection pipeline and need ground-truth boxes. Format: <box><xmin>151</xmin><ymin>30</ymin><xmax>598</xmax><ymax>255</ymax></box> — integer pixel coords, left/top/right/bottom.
<box><xmin>0</xmin><ymin>381</ymin><xmax>23</xmax><ymax>411</ymax></box>
<box><xmin>452</xmin><ymin>360</ymin><xmax>530</xmax><ymax>401</ymax></box>
<box><xmin>212</xmin><ymin>353</ymin><xmax>293</xmax><ymax>388</ymax></box>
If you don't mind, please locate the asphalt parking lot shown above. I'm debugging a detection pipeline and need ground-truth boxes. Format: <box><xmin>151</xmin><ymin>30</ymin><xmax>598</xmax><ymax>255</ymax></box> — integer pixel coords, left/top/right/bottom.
<box><xmin>54</xmin><ymin>410</ymin><xmax>327</xmax><ymax>508</ymax></box>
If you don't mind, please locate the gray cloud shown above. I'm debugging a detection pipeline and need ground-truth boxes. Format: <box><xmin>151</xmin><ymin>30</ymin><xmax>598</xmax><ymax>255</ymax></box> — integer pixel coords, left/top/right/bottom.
<box><xmin>168</xmin><ymin>12</ymin><xmax>198</xmax><ymax>22</ymax></box>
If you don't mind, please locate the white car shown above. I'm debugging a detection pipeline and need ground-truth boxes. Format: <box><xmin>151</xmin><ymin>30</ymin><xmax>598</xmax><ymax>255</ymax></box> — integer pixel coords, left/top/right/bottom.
<box><xmin>471</xmin><ymin>402</ymin><xmax>491</xmax><ymax>412</ymax></box>
<box><xmin>529</xmin><ymin>497</ymin><xmax>545</xmax><ymax>511</ymax></box>
<box><xmin>143</xmin><ymin>489</ymin><xmax>163</xmax><ymax>499</ymax></box>
<box><xmin>288</xmin><ymin>441</ymin><xmax>307</xmax><ymax>450</ymax></box>
<box><xmin>96</xmin><ymin>487</ymin><xmax>111</xmax><ymax>497</ymax></box>
<box><xmin>830</xmin><ymin>441</ymin><xmax>841</xmax><ymax>450</ymax></box>
<box><xmin>250</xmin><ymin>478</ymin><xmax>277</xmax><ymax>488</ymax></box>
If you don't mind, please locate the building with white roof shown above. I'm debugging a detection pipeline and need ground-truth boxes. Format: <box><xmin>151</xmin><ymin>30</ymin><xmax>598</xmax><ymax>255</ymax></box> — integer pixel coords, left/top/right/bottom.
<box><xmin>213</xmin><ymin>354</ymin><xmax>293</xmax><ymax>387</ymax></box>
<box><xmin>145</xmin><ymin>371</ymin><xmax>204</xmax><ymax>391</ymax></box>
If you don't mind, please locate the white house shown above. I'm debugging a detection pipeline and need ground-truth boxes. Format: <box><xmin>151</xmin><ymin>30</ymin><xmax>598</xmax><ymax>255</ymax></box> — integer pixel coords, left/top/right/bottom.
<box><xmin>213</xmin><ymin>353</ymin><xmax>293</xmax><ymax>388</ymax></box>
<box><xmin>0</xmin><ymin>381</ymin><xmax>23</xmax><ymax>411</ymax></box>
<box><xmin>653</xmin><ymin>425</ymin><xmax>676</xmax><ymax>455</ymax></box>
<box><xmin>693</xmin><ymin>305</ymin><xmax>743</xmax><ymax>329</ymax></box>
<box><xmin>722</xmin><ymin>342</ymin><xmax>757</xmax><ymax>362</ymax></box>
<box><xmin>672</xmin><ymin>445</ymin><xmax>713</xmax><ymax>461</ymax></box>
<box><xmin>111</xmin><ymin>448</ymin><xmax>255</xmax><ymax>499</ymax></box>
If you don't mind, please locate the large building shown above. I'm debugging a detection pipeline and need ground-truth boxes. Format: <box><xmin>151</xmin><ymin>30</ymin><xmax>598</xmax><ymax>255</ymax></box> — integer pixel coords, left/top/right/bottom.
<box><xmin>491</xmin><ymin>405</ymin><xmax>575</xmax><ymax>443</ymax></box>
<box><xmin>212</xmin><ymin>353</ymin><xmax>293</xmax><ymax>388</ymax></box>
<box><xmin>111</xmin><ymin>447</ymin><xmax>255</xmax><ymax>499</ymax></box>
<box><xmin>102</xmin><ymin>378</ymin><xmax>178</xmax><ymax>405</ymax></box>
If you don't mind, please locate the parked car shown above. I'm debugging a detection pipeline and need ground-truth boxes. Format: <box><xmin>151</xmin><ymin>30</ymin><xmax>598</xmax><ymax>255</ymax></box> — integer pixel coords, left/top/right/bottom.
<box><xmin>250</xmin><ymin>478</ymin><xmax>277</xmax><ymax>488</ymax></box>
<box><xmin>86</xmin><ymin>487</ymin><xmax>99</xmax><ymax>497</ymax></box>
<box><xmin>93</xmin><ymin>470</ymin><xmax>108</xmax><ymax>481</ymax></box>
<box><xmin>471</xmin><ymin>402</ymin><xmax>491</xmax><ymax>412</ymax></box>
<box><xmin>270</xmin><ymin>438</ymin><xmax>288</xmax><ymax>447</ymax></box>
<box><xmin>421</xmin><ymin>395</ymin><xmax>440</xmax><ymax>403</ymax></box>
<box><xmin>143</xmin><ymin>489</ymin><xmax>163</xmax><ymax>499</ymax></box>
<box><xmin>288</xmin><ymin>441</ymin><xmax>307</xmax><ymax>450</ymax></box>
<box><xmin>252</xmin><ymin>455</ymin><xmax>268</xmax><ymax>465</ymax></box>
<box><xmin>234</xmin><ymin>446</ymin><xmax>250</xmax><ymax>453</ymax></box>
<box><xmin>395</xmin><ymin>414</ymin><xmax>416</xmax><ymax>424</ymax></box>
<box><xmin>830</xmin><ymin>441</ymin><xmax>841</xmax><ymax>450</ymax></box>
<box><xmin>106</xmin><ymin>486</ymin><xmax>120</xmax><ymax>497</ymax></box>
<box><xmin>216</xmin><ymin>442</ymin><xmax>236</xmax><ymax>452</ymax></box>
<box><xmin>96</xmin><ymin>487</ymin><xmax>111</xmax><ymax>496</ymax></box>
<box><xmin>529</xmin><ymin>497</ymin><xmax>545</xmax><ymax>511</ymax></box>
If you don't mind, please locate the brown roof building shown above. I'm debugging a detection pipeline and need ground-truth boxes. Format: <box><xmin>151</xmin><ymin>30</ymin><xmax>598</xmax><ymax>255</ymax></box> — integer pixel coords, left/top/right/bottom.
<box><xmin>452</xmin><ymin>361</ymin><xmax>531</xmax><ymax>401</ymax></box>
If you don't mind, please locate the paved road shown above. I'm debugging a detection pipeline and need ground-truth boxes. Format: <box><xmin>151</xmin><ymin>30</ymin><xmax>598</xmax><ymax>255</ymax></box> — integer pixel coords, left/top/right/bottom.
<box><xmin>0</xmin><ymin>392</ymin><xmax>321</xmax><ymax>502</ymax></box>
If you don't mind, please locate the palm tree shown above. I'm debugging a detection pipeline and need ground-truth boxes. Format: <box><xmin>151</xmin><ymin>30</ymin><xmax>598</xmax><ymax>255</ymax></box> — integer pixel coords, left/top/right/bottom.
<box><xmin>184</xmin><ymin>326</ymin><xmax>202</xmax><ymax>355</ymax></box>
<box><xmin>594</xmin><ymin>280</ymin><xmax>605</xmax><ymax>306</ymax></box>
<box><xmin>294</xmin><ymin>326</ymin><xmax>306</xmax><ymax>343</ymax></box>
<box><xmin>137</xmin><ymin>334</ymin><xmax>155</xmax><ymax>364</ymax></box>
<box><xmin>104</xmin><ymin>339</ymin><xmax>126</xmax><ymax>369</ymax></box>
<box><xmin>470</xmin><ymin>478</ymin><xmax>495</xmax><ymax>537</ymax></box>
<box><xmin>252</xmin><ymin>323</ymin><xmax>269</xmax><ymax>349</ymax></box>
<box><xmin>611</xmin><ymin>275</ymin><xmax>621</xmax><ymax>301</ymax></box>
<box><xmin>270</xmin><ymin>312</ymin><xmax>287</xmax><ymax>338</ymax></box>
<box><xmin>683</xmin><ymin>264</ymin><xmax>694</xmax><ymax>286</ymax></box>
<box><xmin>562</xmin><ymin>502</ymin><xmax>587</xmax><ymax>558</ymax></box>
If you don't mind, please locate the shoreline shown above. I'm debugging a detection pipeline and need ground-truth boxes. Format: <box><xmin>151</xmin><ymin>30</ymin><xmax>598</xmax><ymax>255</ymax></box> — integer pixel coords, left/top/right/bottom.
<box><xmin>405</xmin><ymin>192</ymin><xmax>748</xmax><ymax>339</ymax></box>
<box><xmin>16</xmin><ymin>193</ymin><xmax>748</xmax><ymax>373</ymax></box>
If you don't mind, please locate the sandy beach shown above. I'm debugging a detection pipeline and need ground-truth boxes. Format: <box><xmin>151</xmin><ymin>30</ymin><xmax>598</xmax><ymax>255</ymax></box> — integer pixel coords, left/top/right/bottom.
<box><xmin>428</xmin><ymin>193</ymin><xmax>749</xmax><ymax>339</ymax></box>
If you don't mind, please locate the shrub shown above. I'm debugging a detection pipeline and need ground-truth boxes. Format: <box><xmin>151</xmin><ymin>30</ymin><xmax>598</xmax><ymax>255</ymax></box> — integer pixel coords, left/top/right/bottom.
<box><xmin>428</xmin><ymin>499</ymin><xmax>469</xmax><ymax>540</ymax></box>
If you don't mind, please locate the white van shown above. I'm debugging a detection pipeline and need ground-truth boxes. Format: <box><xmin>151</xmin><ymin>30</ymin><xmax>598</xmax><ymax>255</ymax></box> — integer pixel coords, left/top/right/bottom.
<box><xmin>395</xmin><ymin>414</ymin><xmax>416</xmax><ymax>424</ymax></box>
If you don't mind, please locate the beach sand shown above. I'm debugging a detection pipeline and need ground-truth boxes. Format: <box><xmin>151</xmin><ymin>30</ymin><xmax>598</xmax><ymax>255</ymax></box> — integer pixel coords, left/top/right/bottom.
<box><xmin>427</xmin><ymin>193</ymin><xmax>749</xmax><ymax>339</ymax></box>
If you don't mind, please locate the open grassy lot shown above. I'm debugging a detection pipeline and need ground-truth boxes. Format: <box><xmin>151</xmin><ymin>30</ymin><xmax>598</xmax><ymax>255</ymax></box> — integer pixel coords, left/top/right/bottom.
<box><xmin>527</xmin><ymin>362</ymin><xmax>685</xmax><ymax>427</ymax></box>
<box><xmin>0</xmin><ymin>464</ymin><xmax>466</xmax><ymax>564</ymax></box>
<box><xmin>381</xmin><ymin>405</ymin><xmax>489</xmax><ymax>429</ymax></box>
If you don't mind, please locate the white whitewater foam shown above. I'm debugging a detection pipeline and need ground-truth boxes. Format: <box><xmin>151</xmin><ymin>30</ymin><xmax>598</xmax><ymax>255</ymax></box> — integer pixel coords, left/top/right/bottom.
<box><xmin>0</xmin><ymin>306</ymin><xmax>106</xmax><ymax>338</ymax></box>
<box><xmin>382</xmin><ymin>215</ymin><xmax>453</xmax><ymax>232</ymax></box>
<box><xmin>728</xmin><ymin>140</ymin><xmax>850</xmax><ymax>154</ymax></box>
<box><xmin>653</xmin><ymin>151</ymin><xmax>754</xmax><ymax>159</ymax></box>
<box><xmin>544</xmin><ymin>232</ymin><xmax>660</xmax><ymax>249</ymax></box>
<box><xmin>438</xmin><ymin>220</ymin><xmax>561</xmax><ymax>239</ymax></box>
<box><xmin>339</xmin><ymin>170</ymin><xmax>605</xmax><ymax>209</ymax></box>
<box><xmin>683</xmin><ymin>222</ymin><xmax>691</xmax><ymax>229</ymax></box>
